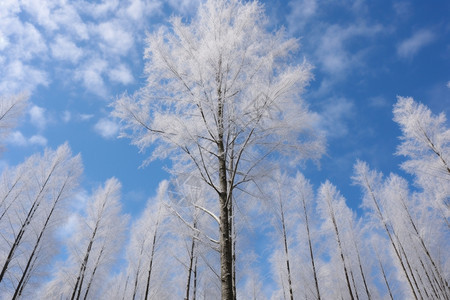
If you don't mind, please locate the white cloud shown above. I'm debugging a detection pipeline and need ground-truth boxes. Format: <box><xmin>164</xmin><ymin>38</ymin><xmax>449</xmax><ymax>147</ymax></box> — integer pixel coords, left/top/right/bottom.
<box><xmin>7</xmin><ymin>131</ymin><xmax>28</xmax><ymax>146</ymax></box>
<box><xmin>79</xmin><ymin>114</ymin><xmax>94</xmax><ymax>121</ymax></box>
<box><xmin>94</xmin><ymin>118</ymin><xmax>119</xmax><ymax>139</ymax></box>
<box><xmin>0</xmin><ymin>32</ymin><xmax>9</xmax><ymax>51</ymax></box>
<box><xmin>29</xmin><ymin>134</ymin><xmax>48</xmax><ymax>146</ymax></box>
<box><xmin>76</xmin><ymin>59</ymin><xmax>108</xmax><ymax>97</ymax></box>
<box><xmin>397</xmin><ymin>29</ymin><xmax>435</xmax><ymax>59</ymax></box>
<box><xmin>0</xmin><ymin>60</ymin><xmax>48</xmax><ymax>94</ymax></box>
<box><xmin>96</xmin><ymin>21</ymin><xmax>134</xmax><ymax>56</ymax></box>
<box><xmin>446</xmin><ymin>81</ymin><xmax>450</xmax><ymax>89</ymax></box>
<box><xmin>51</xmin><ymin>35</ymin><xmax>83</xmax><ymax>63</ymax></box>
<box><xmin>62</xmin><ymin>110</ymin><xmax>71</xmax><ymax>123</ymax></box>
<box><xmin>287</xmin><ymin>0</ymin><xmax>317</xmax><ymax>32</ymax></box>
<box><xmin>368</xmin><ymin>96</ymin><xmax>389</xmax><ymax>108</ymax></box>
<box><xmin>6</xmin><ymin>131</ymin><xmax>47</xmax><ymax>147</ymax></box>
<box><xmin>29</xmin><ymin>105</ymin><xmax>47</xmax><ymax>130</ymax></box>
<box><xmin>109</xmin><ymin>64</ymin><xmax>134</xmax><ymax>85</ymax></box>
<box><xmin>317</xmin><ymin>23</ymin><xmax>383</xmax><ymax>75</ymax></box>
<box><xmin>126</xmin><ymin>0</ymin><xmax>162</xmax><ymax>21</ymax></box>
<box><xmin>79</xmin><ymin>0</ymin><xmax>120</xmax><ymax>19</ymax></box>
<box><xmin>313</xmin><ymin>98</ymin><xmax>355</xmax><ymax>139</ymax></box>
<box><xmin>21</xmin><ymin>0</ymin><xmax>58</xmax><ymax>31</ymax></box>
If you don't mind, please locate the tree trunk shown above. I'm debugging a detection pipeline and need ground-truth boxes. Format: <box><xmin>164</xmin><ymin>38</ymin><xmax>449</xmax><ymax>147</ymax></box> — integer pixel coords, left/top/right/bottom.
<box><xmin>280</xmin><ymin>200</ymin><xmax>294</xmax><ymax>300</ymax></box>
<box><xmin>71</xmin><ymin>222</ymin><xmax>99</xmax><ymax>300</ymax></box>
<box><xmin>185</xmin><ymin>220</ymin><xmax>197</xmax><ymax>300</ymax></box>
<box><xmin>302</xmin><ymin>198</ymin><xmax>321</xmax><ymax>300</ymax></box>
<box><xmin>376</xmin><ymin>253</ymin><xmax>394</xmax><ymax>300</ymax></box>
<box><xmin>193</xmin><ymin>257</ymin><xmax>198</xmax><ymax>300</ymax></box>
<box><xmin>327</xmin><ymin>201</ymin><xmax>354</xmax><ymax>300</ymax></box>
<box><xmin>12</xmin><ymin>179</ymin><xmax>68</xmax><ymax>299</ymax></box>
<box><xmin>0</xmin><ymin>163</ymin><xmax>56</xmax><ymax>283</ymax></box>
<box><xmin>144</xmin><ymin>213</ymin><xmax>160</xmax><ymax>300</ymax></box>
<box><xmin>217</xmin><ymin>62</ymin><xmax>234</xmax><ymax>300</ymax></box>
<box><xmin>362</xmin><ymin>175</ymin><xmax>418</xmax><ymax>299</ymax></box>
<box><xmin>83</xmin><ymin>245</ymin><xmax>105</xmax><ymax>300</ymax></box>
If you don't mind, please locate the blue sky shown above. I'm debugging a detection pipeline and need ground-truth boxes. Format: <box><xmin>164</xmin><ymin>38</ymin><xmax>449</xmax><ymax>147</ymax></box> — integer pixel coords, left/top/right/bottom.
<box><xmin>1</xmin><ymin>0</ymin><xmax>449</xmax><ymax>216</ymax></box>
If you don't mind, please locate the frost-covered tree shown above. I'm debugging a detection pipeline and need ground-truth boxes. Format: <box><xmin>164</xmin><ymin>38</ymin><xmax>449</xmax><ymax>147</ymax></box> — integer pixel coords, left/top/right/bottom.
<box><xmin>166</xmin><ymin>176</ymin><xmax>221</xmax><ymax>300</ymax></box>
<box><xmin>353</xmin><ymin>161</ymin><xmax>419</xmax><ymax>299</ymax></box>
<box><xmin>0</xmin><ymin>93</ymin><xmax>28</xmax><ymax>145</ymax></box>
<box><xmin>264</xmin><ymin>171</ymin><xmax>297</xmax><ymax>300</ymax></box>
<box><xmin>42</xmin><ymin>178</ymin><xmax>128</xmax><ymax>300</ymax></box>
<box><xmin>112</xmin><ymin>1</ymin><xmax>324</xmax><ymax>298</ymax></box>
<box><xmin>118</xmin><ymin>181</ymin><xmax>173</xmax><ymax>300</ymax></box>
<box><xmin>393</xmin><ymin>96</ymin><xmax>450</xmax><ymax>212</ymax></box>
<box><xmin>292</xmin><ymin>172</ymin><xmax>322</xmax><ymax>300</ymax></box>
<box><xmin>353</xmin><ymin>160</ymin><xmax>450</xmax><ymax>299</ymax></box>
<box><xmin>317</xmin><ymin>181</ymin><xmax>365</xmax><ymax>300</ymax></box>
<box><xmin>0</xmin><ymin>143</ymin><xmax>82</xmax><ymax>299</ymax></box>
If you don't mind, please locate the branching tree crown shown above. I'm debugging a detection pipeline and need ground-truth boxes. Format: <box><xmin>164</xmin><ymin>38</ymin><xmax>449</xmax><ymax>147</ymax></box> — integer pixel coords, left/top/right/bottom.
<box><xmin>113</xmin><ymin>0</ymin><xmax>324</xmax><ymax>191</ymax></box>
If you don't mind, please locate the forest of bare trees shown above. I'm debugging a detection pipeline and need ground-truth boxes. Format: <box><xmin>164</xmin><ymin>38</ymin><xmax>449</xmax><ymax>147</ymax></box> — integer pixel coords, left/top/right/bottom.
<box><xmin>0</xmin><ymin>0</ymin><xmax>449</xmax><ymax>299</ymax></box>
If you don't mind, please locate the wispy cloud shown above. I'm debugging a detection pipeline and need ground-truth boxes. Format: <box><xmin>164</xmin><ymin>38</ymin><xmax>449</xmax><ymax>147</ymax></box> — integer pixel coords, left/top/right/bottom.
<box><xmin>75</xmin><ymin>58</ymin><xmax>108</xmax><ymax>97</ymax></box>
<box><xmin>368</xmin><ymin>96</ymin><xmax>389</xmax><ymax>108</ymax></box>
<box><xmin>313</xmin><ymin>98</ymin><xmax>355</xmax><ymax>139</ymax></box>
<box><xmin>29</xmin><ymin>134</ymin><xmax>48</xmax><ymax>146</ymax></box>
<box><xmin>62</xmin><ymin>111</ymin><xmax>72</xmax><ymax>123</ymax></box>
<box><xmin>79</xmin><ymin>114</ymin><xmax>94</xmax><ymax>121</ymax></box>
<box><xmin>0</xmin><ymin>0</ymin><xmax>161</xmax><ymax>96</ymax></box>
<box><xmin>316</xmin><ymin>23</ymin><xmax>383</xmax><ymax>76</ymax></box>
<box><xmin>51</xmin><ymin>35</ymin><xmax>83</xmax><ymax>63</ymax></box>
<box><xmin>29</xmin><ymin>105</ymin><xmax>47</xmax><ymax>130</ymax></box>
<box><xmin>6</xmin><ymin>131</ymin><xmax>47</xmax><ymax>147</ymax></box>
<box><xmin>109</xmin><ymin>64</ymin><xmax>134</xmax><ymax>85</ymax></box>
<box><xmin>0</xmin><ymin>60</ymin><xmax>48</xmax><ymax>94</ymax></box>
<box><xmin>287</xmin><ymin>0</ymin><xmax>317</xmax><ymax>32</ymax></box>
<box><xmin>397</xmin><ymin>29</ymin><xmax>435</xmax><ymax>59</ymax></box>
<box><xmin>94</xmin><ymin>118</ymin><xmax>119</xmax><ymax>139</ymax></box>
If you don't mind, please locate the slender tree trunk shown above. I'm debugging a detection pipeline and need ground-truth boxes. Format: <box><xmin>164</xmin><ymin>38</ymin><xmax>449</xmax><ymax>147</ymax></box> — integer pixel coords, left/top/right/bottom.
<box><xmin>217</xmin><ymin>62</ymin><xmax>234</xmax><ymax>300</ymax></box>
<box><xmin>401</xmin><ymin>195</ymin><xmax>449</xmax><ymax>294</ymax></box>
<box><xmin>302</xmin><ymin>198</ymin><xmax>321</xmax><ymax>300</ymax></box>
<box><xmin>131</xmin><ymin>250</ymin><xmax>144</xmax><ymax>300</ymax></box>
<box><xmin>185</xmin><ymin>220</ymin><xmax>197</xmax><ymax>300</ymax></box>
<box><xmin>350</xmin><ymin>269</ymin><xmax>360</xmax><ymax>300</ymax></box>
<box><xmin>376</xmin><ymin>252</ymin><xmax>394</xmax><ymax>300</ymax></box>
<box><xmin>12</xmin><ymin>179</ymin><xmax>68</xmax><ymax>299</ymax></box>
<box><xmin>230</xmin><ymin>199</ymin><xmax>237</xmax><ymax>300</ymax></box>
<box><xmin>144</xmin><ymin>212</ymin><xmax>160</xmax><ymax>300</ymax></box>
<box><xmin>228</xmin><ymin>141</ymin><xmax>237</xmax><ymax>300</ymax></box>
<box><xmin>0</xmin><ymin>163</ymin><xmax>57</xmax><ymax>283</ymax></box>
<box><xmin>193</xmin><ymin>257</ymin><xmax>198</xmax><ymax>300</ymax></box>
<box><xmin>396</xmin><ymin>232</ymin><xmax>423</xmax><ymax>300</ymax></box>
<box><xmin>349</xmin><ymin>220</ymin><xmax>371</xmax><ymax>300</ymax></box>
<box><xmin>327</xmin><ymin>203</ymin><xmax>354</xmax><ymax>300</ymax></box>
<box><xmin>122</xmin><ymin>275</ymin><xmax>130</xmax><ymax>300</ymax></box>
<box><xmin>71</xmin><ymin>225</ymin><xmax>99</xmax><ymax>300</ymax></box>
<box><xmin>361</xmin><ymin>175</ymin><xmax>418</xmax><ymax>299</ymax></box>
<box><xmin>83</xmin><ymin>245</ymin><xmax>105</xmax><ymax>300</ymax></box>
<box><xmin>280</xmin><ymin>200</ymin><xmax>294</xmax><ymax>300</ymax></box>
<box><xmin>356</xmin><ymin>250</ymin><xmax>371</xmax><ymax>300</ymax></box>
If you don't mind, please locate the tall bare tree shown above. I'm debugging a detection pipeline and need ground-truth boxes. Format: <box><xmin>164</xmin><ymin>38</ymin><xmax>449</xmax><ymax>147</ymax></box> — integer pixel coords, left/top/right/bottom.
<box><xmin>317</xmin><ymin>181</ymin><xmax>356</xmax><ymax>300</ymax></box>
<box><xmin>0</xmin><ymin>143</ymin><xmax>81</xmax><ymax>298</ymax></box>
<box><xmin>42</xmin><ymin>178</ymin><xmax>127</xmax><ymax>300</ymax></box>
<box><xmin>112</xmin><ymin>1</ymin><xmax>324</xmax><ymax>298</ymax></box>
